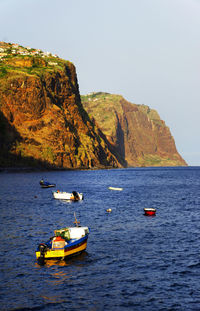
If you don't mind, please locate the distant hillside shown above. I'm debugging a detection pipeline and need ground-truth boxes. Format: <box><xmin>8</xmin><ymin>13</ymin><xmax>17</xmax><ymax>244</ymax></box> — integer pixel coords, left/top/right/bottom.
<box><xmin>0</xmin><ymin>43</ymin><xmax>119</xmax><ymax>169</ymax></box>
<box><xmin>81</xmin><ymin>92</ymin><xmax>187</xmax><ymax>167</ymax></box>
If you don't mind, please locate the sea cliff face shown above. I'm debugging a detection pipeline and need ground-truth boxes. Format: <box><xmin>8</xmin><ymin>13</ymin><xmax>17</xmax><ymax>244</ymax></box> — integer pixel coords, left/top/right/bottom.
<box><xmin>0</xmin><ymin>43</ymin><xmax>118</xmax><ymax>169</ymax></box>
<box><xmin>81</xmin><ymin>93</ymin><xmax>187</xmax><ymax>167</ymax></box>
<box><xmin>0</xmin><ymin>43</ymin><xmax>186</xmax><ymax>169</ymax></box>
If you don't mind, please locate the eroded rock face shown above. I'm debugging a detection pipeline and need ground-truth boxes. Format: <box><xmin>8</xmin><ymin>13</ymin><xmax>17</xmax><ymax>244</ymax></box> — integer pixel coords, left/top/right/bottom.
<box><xmin>0</xmin><ymin>50</ymin><xmax>118</xmax><ymax>168</ymax></box>
<box><xmin>82</xmin><ymin>93</ymin><xmax>187</xmax><ymax>167</ymax></box>
<box><xmin>0</xmin><ymin>42</ymin><xmax>186</xmax><ymax>169</ymax></box>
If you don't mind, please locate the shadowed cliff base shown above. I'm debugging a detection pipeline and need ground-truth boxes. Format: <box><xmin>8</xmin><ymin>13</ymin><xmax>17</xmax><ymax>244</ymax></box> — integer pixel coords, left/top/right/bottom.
<box><xmin>0</xmin><ymin>121</ymin><xmax>117</xmax><ymax>170</ymax></box>
<box><xmin>0</xmin><ymin>111</ymin><xmax>60</xmax><ymax>169</ymax></box>
<box><xmin>96</xmin><ymin>125</ymin><xmax>127</xmax><ymax>168</ymax></box>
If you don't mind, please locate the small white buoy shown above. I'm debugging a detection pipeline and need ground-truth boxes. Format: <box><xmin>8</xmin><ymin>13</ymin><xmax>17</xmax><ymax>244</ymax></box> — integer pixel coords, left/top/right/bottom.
<box><xmin>106</xmin><ymin>208</ymin><xmax>112</xmax><ymax>213</ymax></box>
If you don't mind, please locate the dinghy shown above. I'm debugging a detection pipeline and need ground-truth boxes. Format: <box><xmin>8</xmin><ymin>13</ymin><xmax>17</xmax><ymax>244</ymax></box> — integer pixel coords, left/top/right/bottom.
<box><xmin>40</xmin><ymin>179</ymin><xmax>56</xmax><ymax>188</ymax></box>
<box><xmin>108</xmin><ymin>186</ymin><xmax>123</xmax><ymax>191</ymax></box>
<box><xmin>144</xmin><ymin>208</ymin><xmax>156</xmax><ymax>216</ymax></box>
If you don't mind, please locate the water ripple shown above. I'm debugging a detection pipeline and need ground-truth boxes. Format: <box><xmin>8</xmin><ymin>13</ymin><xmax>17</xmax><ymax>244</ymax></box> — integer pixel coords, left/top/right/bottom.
<box><xmin>1</xmin><ymin>167</ymin><xmax>200</xmax><ymax>310</ymax></box>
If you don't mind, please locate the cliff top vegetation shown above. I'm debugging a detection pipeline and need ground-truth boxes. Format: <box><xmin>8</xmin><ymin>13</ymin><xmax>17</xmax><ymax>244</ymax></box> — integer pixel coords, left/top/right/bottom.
<box><xmin>0</xmin><ymin>42</ymin><xmax>71</xmax><ymax>80</ymax></box>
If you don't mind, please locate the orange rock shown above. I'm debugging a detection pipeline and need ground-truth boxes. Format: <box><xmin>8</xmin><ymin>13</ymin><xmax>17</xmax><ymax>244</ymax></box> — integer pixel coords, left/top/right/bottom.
<box><xmin>0</xmin><ymin>46</ymin><xmax>119</xmax><ymax>169</ymax></box>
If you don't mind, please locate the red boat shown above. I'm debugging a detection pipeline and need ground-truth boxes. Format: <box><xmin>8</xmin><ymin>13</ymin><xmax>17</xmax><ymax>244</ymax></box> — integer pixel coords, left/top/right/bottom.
<box><xmin>144</xmin><ymin>208</ymin><xmax>156</xmax><ymax>216</ymax></box>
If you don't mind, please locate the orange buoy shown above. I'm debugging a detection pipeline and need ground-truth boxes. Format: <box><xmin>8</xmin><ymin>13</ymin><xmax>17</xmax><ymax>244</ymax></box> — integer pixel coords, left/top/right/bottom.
<box><xmin>106</xmin><ymin>208</ymin><xmax>112</xmax><ymax>212</ymax></box>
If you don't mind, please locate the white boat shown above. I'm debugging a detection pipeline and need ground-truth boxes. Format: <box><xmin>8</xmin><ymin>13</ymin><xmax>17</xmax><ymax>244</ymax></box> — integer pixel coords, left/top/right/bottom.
<box><xmin>52</xmin><ymin>190</ymin><xmax>84</xmax><ymax>201</ymax></box>
<box><xmin>108</xmin><ymin>186</ymin><xmax>123</xmax><ymax>191</ymax></box>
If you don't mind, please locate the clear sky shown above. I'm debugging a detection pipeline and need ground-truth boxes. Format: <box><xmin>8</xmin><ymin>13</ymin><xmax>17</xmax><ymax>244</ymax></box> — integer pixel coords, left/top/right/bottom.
<box><xmin>1</xmin><ymin>0</ymin><xmax>200</xmax><ymax>165</ymax></box>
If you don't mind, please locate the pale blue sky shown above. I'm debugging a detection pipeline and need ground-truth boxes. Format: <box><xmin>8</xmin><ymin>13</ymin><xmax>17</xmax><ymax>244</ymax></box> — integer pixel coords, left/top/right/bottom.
<box><xmin>1</xmin><ymin>0</ymin><xmax>200</xmax><ymax>165</ymax></box>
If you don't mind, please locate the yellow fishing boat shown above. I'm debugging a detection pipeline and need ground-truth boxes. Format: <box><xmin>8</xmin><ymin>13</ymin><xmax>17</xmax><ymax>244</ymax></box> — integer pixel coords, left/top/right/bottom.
<box><xmin>36</xmin><ymin>213</ymin><xmax>90</xmax><ymax>263</ymax></box>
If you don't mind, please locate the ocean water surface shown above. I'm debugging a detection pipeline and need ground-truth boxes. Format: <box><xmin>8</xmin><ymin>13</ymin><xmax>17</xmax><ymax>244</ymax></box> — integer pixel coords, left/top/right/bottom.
<box><xmin>1</xmin><ymin>167</ymin><xmax>200</xmax><ymax>310</ymax></box>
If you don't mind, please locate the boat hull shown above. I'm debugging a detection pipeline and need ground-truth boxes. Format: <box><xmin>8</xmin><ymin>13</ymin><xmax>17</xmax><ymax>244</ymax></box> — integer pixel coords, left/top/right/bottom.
<box><xmin>41</xmin><ymin>184</ymin><xmax>56</xmax><ymax>188</ymax></box>
<box><xmin>108</xmin><ymin>187</ymin><xmax>123</xmax><ymax>191</ymax></box>
<box><xmin>36</xmin><ymin>235</ymin><xmax>88</xmax><ymax>260</ymax></box>
<box><xmin>40</xmin><ymin>180</ymin><xmax>56</xmax><ymax>188</ymax></box>
<box><xmin>52</xmin><ymin>191</ymin><xmax>83</xmax><ymax>200</ymax></box>
<box><xmin>144</xmin><ymin>208</ymin><xmax>156</xmax><ymax>216</ymax></box>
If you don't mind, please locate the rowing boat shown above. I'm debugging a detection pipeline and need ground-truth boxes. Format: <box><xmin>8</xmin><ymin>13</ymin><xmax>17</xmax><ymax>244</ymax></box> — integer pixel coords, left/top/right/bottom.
<box><xmin>108</xmin><ymin>186</ymin><xmax>123</xmax><ymax>191</ymax></box>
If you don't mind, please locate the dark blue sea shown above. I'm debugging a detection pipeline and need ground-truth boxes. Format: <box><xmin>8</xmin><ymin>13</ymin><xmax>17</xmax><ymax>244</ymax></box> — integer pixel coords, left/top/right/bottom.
<box><xmin>1</xmin><ymin>167</ymin><xmax>200</xmax><ymax>311</ymax></box>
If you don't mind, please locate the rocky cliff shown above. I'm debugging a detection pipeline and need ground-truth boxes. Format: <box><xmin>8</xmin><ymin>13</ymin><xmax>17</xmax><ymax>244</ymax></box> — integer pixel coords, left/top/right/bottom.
<box><xmin>0</xmin><ymin>43</ymin><xmax>186</xmax><ymax>169</ymax></box>
<box><xmin>0</xmin><ymin>43</ymin><xmax>118</xmax><ymax>169</ymax></box>
<box><xmin>81</xmin><ymin>92</ymin><xmax>187</xmax><ymax>167</ymax></box>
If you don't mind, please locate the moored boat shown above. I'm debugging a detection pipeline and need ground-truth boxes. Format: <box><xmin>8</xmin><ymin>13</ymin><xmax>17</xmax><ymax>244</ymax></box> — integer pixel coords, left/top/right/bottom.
<box><xmin>36</xmin><ymin>214</ymin><xmax>90</xmax><ymax>262</ymax></box>
<box><xmin>52</xmin><ymin>190</ymin><xmax>84</xmax><ymax>201</ymax></box>
<box><xmin>144</xmin><ymin>207</ymin><xmax>156</xmax><ymax>216</ymax></box>
<box><xmin>40</xmin><ymin>179</ymin><xmax>56</xmax><ymax>188</ymax></box>
<box><xmin>108</xmin><ymin>186</ymin><xmax>123</xmax><ymax>191</ymax></box>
